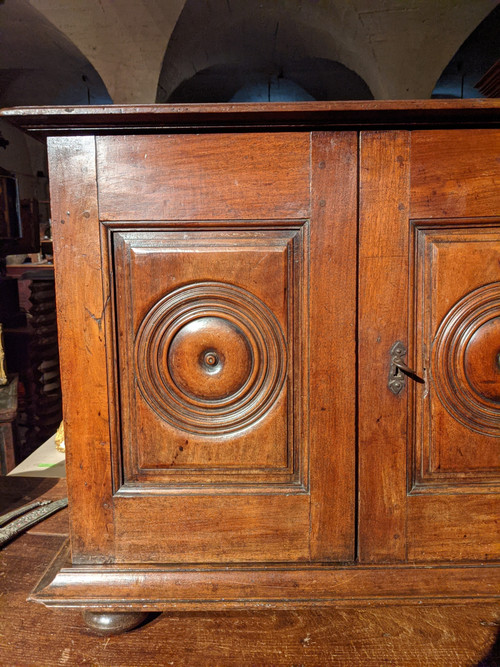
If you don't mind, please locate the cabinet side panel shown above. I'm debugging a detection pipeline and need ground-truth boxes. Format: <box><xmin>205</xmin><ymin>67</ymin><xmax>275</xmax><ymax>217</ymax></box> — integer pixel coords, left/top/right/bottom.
<box><xmin>48</xmin><ymin>136</ymin><xmax>114</xmax><ymax>563</ymax></box>
<box><xmin>309</xmin><ymin>131</ymin><xmax>357</xmax><ymax>561</ymax></box>
<box><xmin>358</xmin><ymin>131</ymin><xmax>410</xmax><ymax>563</ymax></box>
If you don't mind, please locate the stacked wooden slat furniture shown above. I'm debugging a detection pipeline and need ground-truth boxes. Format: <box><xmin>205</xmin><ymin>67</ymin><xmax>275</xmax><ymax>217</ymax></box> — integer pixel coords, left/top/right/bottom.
<box><xmin>2</xmin><ymin>101</ymin><xmax>498</xmax><ymax>634</ymax></box>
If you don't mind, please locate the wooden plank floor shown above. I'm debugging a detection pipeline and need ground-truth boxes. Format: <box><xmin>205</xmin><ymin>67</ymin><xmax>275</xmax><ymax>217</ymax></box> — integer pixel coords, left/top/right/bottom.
<box><xmin>1</xmin><ymin>476</ymin><xmax>499</xmax><ymax>666</ymax></box>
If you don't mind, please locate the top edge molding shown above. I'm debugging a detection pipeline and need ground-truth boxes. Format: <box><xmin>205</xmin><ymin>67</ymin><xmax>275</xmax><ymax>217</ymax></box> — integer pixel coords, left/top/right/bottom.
<box><xmin>1</xmin><ymin>100</ymin><xmax>499</xmax><ymax>138</ymax></box>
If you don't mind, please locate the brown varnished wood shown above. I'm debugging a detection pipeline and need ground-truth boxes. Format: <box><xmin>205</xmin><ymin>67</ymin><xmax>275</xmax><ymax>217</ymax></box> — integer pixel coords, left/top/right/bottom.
<box><xmin>89</xmin><ymin>129</ymin><xmax>356</xmax><ymax>564</ymax></box>
<box><xmin>309</xmin><ymin>131</ymin><xmax>357</xmax><ymax>561</ymax></box>
<box><xmin>112</xmin><ymin>494</ymin><xmax>310</xmax><ymax>563</ymax></box>
<box><xmin>167</xmin><ymin>317</ymin><xmax>253</xmax><ymax>401</ymax></box>
<box><xmin>96</xmin><ymin>133</ymin><xmax>318</xmax><ymax>563</ymax></box>
<box><xmin>2</xmin><ymin>530</ymin><xmax>498</xmax><ymax>666</ymax></box>
<box><xmin>403</xmin><ymin>130</ymin><xmax>500</xmax><ymax>561</ymax></box>
<box><xmin>407</xmin><ymin>495</ymin><xmax>500</xmax><ymax>562</ymax></box>
<box><xmin>360</xmin><ymin>129</ymin><xmax>500</xmax><ymax>565</ymax></box>
<box><xmin>410</xmin><ymin>129</ymin><xmax>500</xmax><ymax>219</ymax></box>
<box><xmin>48</xmin><ymin>136</ymin><xmax>115</xmax><ymax>563</ymax></box>
<box><xmin>34</xmin><ymin>540</ymin><xmax>500</xmax><ymax>608</ymax></box>
<box><xmin>96</xmin><ymin>133</ymin><xmax>310</xmax><ymax>220</ymax></box>
<box><xmin>1</xmin><ymin>103</ymin><xmax>498</xmax><ymax>625</ymax></box>
<box><xmin>412</xmin><ymin>223</ymin><xmax>500</xmax><ymax>490</ymax></box>
<box><xmin>2</xmin><ymin>99</ymin><xmax>500</xmax><ymax>137</ymax></box>
<box><xmin>111</xmin><ymin>228</ymin><xmax>303</xmax><ymax>485</ymax></box>
<box><xmin>465</xmin><ymin>317</ymin><xmax>500</xmax><ymax>402</ymax></box>
<box><xmin>358</xmin><ymin>131</ymin><xmax>410</xmax><ymax>563</ymax></box>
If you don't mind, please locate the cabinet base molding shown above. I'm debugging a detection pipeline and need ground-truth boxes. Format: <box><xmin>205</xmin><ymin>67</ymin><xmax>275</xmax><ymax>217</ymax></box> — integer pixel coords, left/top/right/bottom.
<box><xmin>31</xmin><ymin>541</ymin><xmax>500</xmax><ymax>611</ymax></box>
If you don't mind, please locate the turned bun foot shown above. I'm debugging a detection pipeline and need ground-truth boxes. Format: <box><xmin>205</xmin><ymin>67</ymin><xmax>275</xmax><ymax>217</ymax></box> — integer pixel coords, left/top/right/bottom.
<box><xmin>82</xmin><ymin>610</ymin><xmax>150</xmax><ymax>635</ymax></box>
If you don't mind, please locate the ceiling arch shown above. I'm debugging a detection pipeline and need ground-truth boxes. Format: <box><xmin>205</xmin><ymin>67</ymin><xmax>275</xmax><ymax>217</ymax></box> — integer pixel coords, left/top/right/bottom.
<box><xmin>432</xmin><ymin>5</ymin><xmax>500</xmax><ymax>98</ymax></box>
<box><xmin>1</xmin><ymin>0</ymin><xmax>492</xmax><ymax>104</ymax></box>
<box><xmin>28</xmin><ymin>0</ymin><xmax>185</xmax><ymax>103</ymax></box>
<box><xmin>167</xmin><ymin>59</ymin><xmax>373</xmax><ymax>103</ymax></box>
<box><xmin>0</xmin><ymin>0</ymin><xmax>110</xmax><ymax>107</ymax></box>
<box><xmin>157</xmin><ymin>1</ymin><xmax>376</xmax><ymax>103</ymax></box>
<box><xmin>158</xmin><ymin>0</ymin><xmax>494</xmax><ymax>103</ymax></box>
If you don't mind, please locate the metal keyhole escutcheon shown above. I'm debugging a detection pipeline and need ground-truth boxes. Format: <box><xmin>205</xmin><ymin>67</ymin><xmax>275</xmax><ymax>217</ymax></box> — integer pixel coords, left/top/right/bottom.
<box><xmin>388</xmin><ymin>341</ymin><xmax>424</xmax><ymax>395</ymax></box>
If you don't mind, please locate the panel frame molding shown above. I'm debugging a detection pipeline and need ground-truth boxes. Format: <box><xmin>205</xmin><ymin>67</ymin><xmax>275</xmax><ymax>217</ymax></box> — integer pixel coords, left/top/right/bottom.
<box><xmin>101</xmin><ymin>220</ymin><xmax>310</xmax><ymax>497</ymax></box>
<box><xmin>409</xmin><ymin>217</ymin><xmax>500</xmax><ymax>496</ymax></box>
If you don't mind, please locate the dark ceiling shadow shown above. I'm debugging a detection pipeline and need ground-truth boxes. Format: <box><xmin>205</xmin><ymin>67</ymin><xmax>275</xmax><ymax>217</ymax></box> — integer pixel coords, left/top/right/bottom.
<box><xmin>432</xmin><ymin>5</ymin><xmax>500</xmax><ymax>99</ymax></box>
<box><xmin>167</xmin><ymin>58</ymin><xmax>373</xmax><ymax>103</ymax></box>
<box><xmin>0</xmin><ymin>0</ymin><xmax>111</xmax><ymax>106</ymax></box>
<box><xmin>157</xmin><ymin>0</ymin><xmax>373</xmax><ymax>103</ymax></box>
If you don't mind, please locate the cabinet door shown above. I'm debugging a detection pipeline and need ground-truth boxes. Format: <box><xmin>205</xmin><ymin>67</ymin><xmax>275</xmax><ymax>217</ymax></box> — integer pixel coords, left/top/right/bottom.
<box><xmin>50</xmin><ymin>131</ymin><xmax>357</xmax><ymax>564</ymax></box>
<box><xmin>359</xmin><ymin>129</ymin><xmax>500</xmax><ymax>562</ymax></box>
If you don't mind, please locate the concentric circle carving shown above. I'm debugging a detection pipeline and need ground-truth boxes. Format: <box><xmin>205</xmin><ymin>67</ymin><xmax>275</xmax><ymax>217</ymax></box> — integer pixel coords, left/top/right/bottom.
<box><xmin>431</xmin><ymin>282</ymin><xmax>500</xmax><ymax>437</ymax></box>
<box><xmin>135</xmin><ymin>282</ymin><xmax>287</xmax><ymax>434</ymax></box>
<box><xmin>167</xmin><ymin>316</ymin><xmax>253</xmax><ymax>401</ymax></box>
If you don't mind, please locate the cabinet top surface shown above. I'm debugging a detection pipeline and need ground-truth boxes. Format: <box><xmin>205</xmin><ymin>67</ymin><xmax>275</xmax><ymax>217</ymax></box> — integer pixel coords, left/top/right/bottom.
<box><xmin>1</xmin><ymin>100</ymin><xmax>499</xmax><ymax>136</ymax></box>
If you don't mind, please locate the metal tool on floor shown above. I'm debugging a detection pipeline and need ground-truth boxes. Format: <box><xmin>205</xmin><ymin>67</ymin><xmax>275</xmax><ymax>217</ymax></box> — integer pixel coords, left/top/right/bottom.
<box><xmin>0</xmin><ymin>497</ymin><xmax>68</xmax><ymax>547</ymax></box>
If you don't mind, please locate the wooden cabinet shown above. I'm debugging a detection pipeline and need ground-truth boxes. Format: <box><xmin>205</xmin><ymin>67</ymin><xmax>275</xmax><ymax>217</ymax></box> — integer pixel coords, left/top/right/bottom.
<box><xmin>359</xmin><ymin>128</ymin><xmax>500</xmax><ymax>564</ymax></box>
<box><xmin>3</xmin><ymin>102</ymin><xmax>499</xmax><ymax>633</ymax></box>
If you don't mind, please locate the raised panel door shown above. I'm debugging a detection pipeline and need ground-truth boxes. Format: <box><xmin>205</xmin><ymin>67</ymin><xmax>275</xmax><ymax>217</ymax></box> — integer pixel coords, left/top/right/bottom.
<box><xmin>359</xmin><ymin>129</ymin><xmax>500</xmax><ymax>562</ymax></box>
<box><xmin>50</xmin><ymin>131</ymin><xmax>357</xmax><ymax>564</ymax></box>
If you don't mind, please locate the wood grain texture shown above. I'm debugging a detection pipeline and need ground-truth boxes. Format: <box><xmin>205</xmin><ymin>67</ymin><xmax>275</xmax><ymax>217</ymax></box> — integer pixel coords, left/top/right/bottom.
<box><xmin>358</xmin><ymin>131</ymin><xmax>410</xmax><ymax>563</ymax></box>
<box><xmin>1</xmin><ymin>478</ymin><xmax>499</xmax><ymax>666</ymax></box>
<box><xmin>45</xmin><ymin>128</ymin><xmax>360</xmax><ymax>568</ymax></box>
<box><xmin>33</xmin><ymin>540</ymin><xmax>500</xmax><ymax>609</ymax></box>
<box><xmin>359</xmin><ymin>131</ymin><xmax>500</xmax><ymax>564</ymax></box>
<box><xmin>309</xmin><ymin>131</ymin><xmax>357</xmax><ymax>561</ymax></box>
<box><xmin>405</xmin><ymin>133</ymin><xmax>500</xmax><ymax>561</ymax></box>
<box><xmin>2</xmin><ymin>99</ymin><xmax>500</xmax><ymax>136</ymax></box>
<box><xmin>17</xmin><ymin>108</ymin><xmax>500</xmax><ymax>626</ymax></box>
<box><xmin>48</xmin><ymin>136</ymin><xmax>115</xmax><ymax>563</ymax></box>
<box><xmin>408</xmin><ymin>495</ymin><xmax>500</xmax><ymax>561</ymax></box>
<box><xmin>111</xmin><ymin>228</ymin><xmax>304</xmax><ymax>488</ymax></box>
<box><xmin>95</xmin><ymin>134</ymin><xmax>316</xmax><ymax>563</ymax></box>
<box><xmin>96</xmin><ymin>133</ymin><xmax>310</xmax><ymax>220</ymax></box>
<box><xmin>2</xmin><ymin>532</ymin><xmax>498</xmax><ymax>666</ymax></box>
<box><xmin>412</xmin><ymin>223</ymin><xmax>500</xmax><ymax>492</ymax></box>
<box><xmin>410</xmin><ymin>130</ymin><xmax>500</xmax><ymax>219</ymax></box>
<box><xmin>112</xmin><ymin>494</ymin><xmax>310</xmax><ymax>563</ymax></box>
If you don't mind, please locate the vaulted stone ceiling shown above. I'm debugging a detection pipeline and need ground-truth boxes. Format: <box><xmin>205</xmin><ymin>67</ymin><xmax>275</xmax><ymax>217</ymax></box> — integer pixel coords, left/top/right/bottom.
<box><xmin>157</xmin><ymin>0</ymin><xmax>495</xmax><ymax>102</ymax></box>
<box><xmin>0</xmin><ymin>0</ymin><xmax>110</xmax><ymax>106</ymax></box>
<box><xmin>0</xmin><ymin>0</ymin><xmax>496</xmax><ymax>105</ymax></box>
<box><xmin>28</xmin><ymin>0</ymin><xmax>185</xmax><ymax>104</ymax></box>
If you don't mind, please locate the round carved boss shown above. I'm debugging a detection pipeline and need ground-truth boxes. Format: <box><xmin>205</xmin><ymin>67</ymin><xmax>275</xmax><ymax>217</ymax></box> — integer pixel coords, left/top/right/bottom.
<box><xmin>134</xmin><ymin>282</ymin><xmax>287</xmax><ymax>434</ymax></box>
<box><xmin>431</xmin><ymin>282</ymin><xmax>500</xmax><ymax>437</ymax></box>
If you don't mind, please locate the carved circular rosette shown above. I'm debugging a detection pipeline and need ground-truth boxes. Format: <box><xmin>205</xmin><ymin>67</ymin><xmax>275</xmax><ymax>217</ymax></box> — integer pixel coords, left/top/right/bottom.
<box><xmin>431</xmin><ymin>282</ymin><xmax>500</xmax><ymax>437</ymax></box>
<box><xmin>135</xmin><ymin>282</ymin><xmax>287</xmax><ymax>435</ymax></box>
